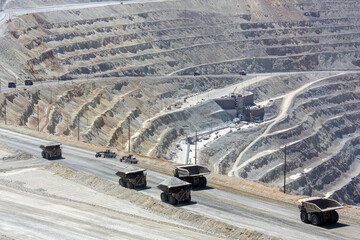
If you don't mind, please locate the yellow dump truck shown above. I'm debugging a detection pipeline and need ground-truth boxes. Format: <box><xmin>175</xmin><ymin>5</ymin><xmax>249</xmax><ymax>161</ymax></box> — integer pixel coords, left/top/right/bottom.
<box><xmin>173</xmin><ymin>164</ymin><xmax>210</xmax><ymax>187</ymax></box>
<box><xmin>40</xmin><ymin>142</ymin><xmax>62</xmax><ymax>160</ymax></box>
<box><xmin>158</xmin><ymin>177</ymin><xmax>192</xmax><ymax>205</ymax></box>
<box><xmin>116</xmin><ymin>166</ymin><xmax>146</xmax><ymax>189</ymax></box>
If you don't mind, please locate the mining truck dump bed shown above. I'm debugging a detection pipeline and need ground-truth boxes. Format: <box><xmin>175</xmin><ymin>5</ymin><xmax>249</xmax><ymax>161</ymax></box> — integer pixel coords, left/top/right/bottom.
<box><xmin>116</xmin><ymin>167</ymin><xmax>146</xmax><ymax>178</ymax></box>
<box><xmin>157</xmin><ymin>177</ymin><xmax>191</xmax><ymax>191</ymax></box>
<box><xmin>173</xmin><ymin>165</ymin><xmax>210</xmax><ymax>187</ymax></box>
<box><xmin>174</xmin><ymin>165</ymin><xmax>210</xmax><ymax>177</ymax></box>
<box><xmin>299</xmin><ymin>197</ymin><xmax>343</xmax><ymax>213</ymax></box>
<box><xmin>298</xmin><ymin>197</ymin><xmax>343</xmax><ymax>226</ymax></box>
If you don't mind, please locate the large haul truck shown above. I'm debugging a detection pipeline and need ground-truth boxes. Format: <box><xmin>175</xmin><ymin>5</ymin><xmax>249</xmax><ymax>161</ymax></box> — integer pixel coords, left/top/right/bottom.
<box><xmin>173</xmin><ymin>164</ymin><xmax>210</xmax><ymax>187</ymax></box>
<box><xmin>158</xmin><ymin>177</ymin><xmax>192</xmax><ymax>205</ymax></box>
<box><xmin>298</xmin><ymin>197</ymin><xmax>343</xmax><ymax>226</ymax></box>
<box><xmin>116</xmin><ymin>166</ymin><xmax>146</xmax><ymax>189</ymax></box>
<box><xmin>40</xmin><ymin>142</ymin><xmax>62</xmax><ymax>160</ymax></box>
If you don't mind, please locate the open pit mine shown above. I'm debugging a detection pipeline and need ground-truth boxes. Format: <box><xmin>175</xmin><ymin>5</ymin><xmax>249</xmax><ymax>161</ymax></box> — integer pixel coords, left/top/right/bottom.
<box><xmin>0</xmin><ymin>0</ymin><xmax>360</xmax><ymax>239</ymax></box>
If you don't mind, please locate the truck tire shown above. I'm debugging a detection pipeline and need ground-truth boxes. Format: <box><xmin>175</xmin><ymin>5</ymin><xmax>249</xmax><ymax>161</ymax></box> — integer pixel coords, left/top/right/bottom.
<box><xmin>300</xmin><ymin>211</ymin><xmax>309</xmax><ymax>223</ymax></box>
<box><xmin>41</xmin><ymin>151</ymin><xmax>45</xmax><ymax>158</ymax></box>
<box><xmin>310</xmin><ymin>214</ymin><xmax>321</xmax><ymax>226</ymax></box>
<box><xmin>168</xmin><ymin>195</ymin><xmax>177</xmax><ymax>205</ymax></box>
<box><xmin>46</xmin><ymin>153</ymin><xmax>50</xmax><ymax>160</ymax></box>
<box><xmin>330</xmin><ymin>211</ymin><xmax>339</xmax><ymax>224</ymax></box>
<box><xmin>199</xmin><ymin>177</ymin><xmax>207</xmax><ymax>187</ymax></box>
<box><xmin>143</xmin><ymin>180</ymin><xmax>147</xmax><ymax>187</ymax></box>
<box><xmin>126</xmin><ymin>181</ymin><xmax>134</xmax><ymax>189</ymax></box>
<box><xmin>119</xmin><ymin>178</ymin><xmax>125</xmax><ymax>187</ymax></box>
<box><xmin>160</xmin><ymin>192</ymin><xmax>168</xmax><ymax>202</ymax></box>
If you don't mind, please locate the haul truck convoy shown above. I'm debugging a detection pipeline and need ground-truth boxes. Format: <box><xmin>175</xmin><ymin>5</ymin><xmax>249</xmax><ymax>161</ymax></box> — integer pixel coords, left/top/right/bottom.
<box><xmin>173</xmin><ymin>164</ymin><xmax>210</xmax><ymax>187</ymax></box>
<box><xmin>298</xmin><ymin>197</ymin><xmax>343</xmax><ymax>226</ymax></box>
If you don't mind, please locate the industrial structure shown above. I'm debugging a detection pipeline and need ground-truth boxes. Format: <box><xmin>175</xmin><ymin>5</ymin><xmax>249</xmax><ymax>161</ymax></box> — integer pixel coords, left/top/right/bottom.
<box><xmin>214</xmin><ymin>90</ymin><xmax>264</xmax><ymax>121</ymax></box>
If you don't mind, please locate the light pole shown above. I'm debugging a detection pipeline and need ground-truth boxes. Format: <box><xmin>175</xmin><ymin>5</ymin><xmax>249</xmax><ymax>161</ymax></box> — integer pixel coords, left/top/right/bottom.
<box><xmin>4</xmin><ymin>101</ymin><xmax>6</xmax><ymax>125</ymax></box>
<box><xmin>284</xmin><ymin>145</ymin><xmax>287</xmax><ymax>194</ymax></box>
<box><xmin>77</xmin><ymin>114</ymin><xmax>80</xmax><ymax>141</ymax></box>
<box><xmin>128</xmin><ymin>117</ymin><xmax>131</xmax><ymax>153</ymax></box>
<box><xmin>37</xmin><ymin>105</ymin><xmax>40</xmax><ymax>132</ymax></box>
<box><xmin>194</xmin><ymin>129</ymin><xmax>198</xmax><ymax>165</ymax></box>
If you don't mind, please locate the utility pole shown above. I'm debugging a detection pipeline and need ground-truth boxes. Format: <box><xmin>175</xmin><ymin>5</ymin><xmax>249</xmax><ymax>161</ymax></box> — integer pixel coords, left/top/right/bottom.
<box><xmin>50</xmin><ymin>88</ymin><xmax>52</xmax><ymax>104</ymax></box>
<box><xmin>194</xmin><ymin>130</ymin><xmax>197</xmax><ymax>165</ymax></box>
<box><xmin>128</xmin><ymin>117</ymin><xmax>131</xmax><ymax>153</ymax></box>
<box><xmin>284</xmin><ymin>145</ymin><xmax>287</xmax><ymax>194</ymax></box>
<box><xmin>77</xmin><ymin>114</ymin><xmax>80</xmax><ymax>141</ymax></box>
<box><xmin>4</xmin><ymin>103</ymin><xmax>6</xmax><ymax>125</ymax></box>
<box><xmin>37</xmin><ymin>105</ymin><xmax>40</xmax><ymax>131</ymax></box>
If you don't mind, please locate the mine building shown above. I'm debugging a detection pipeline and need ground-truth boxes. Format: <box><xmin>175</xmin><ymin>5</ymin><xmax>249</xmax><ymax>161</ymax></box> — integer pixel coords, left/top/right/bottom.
<box><xmin>214</xmin><ymin>90</ymin><xmax>264</xmax><ymax>121</ymax></box>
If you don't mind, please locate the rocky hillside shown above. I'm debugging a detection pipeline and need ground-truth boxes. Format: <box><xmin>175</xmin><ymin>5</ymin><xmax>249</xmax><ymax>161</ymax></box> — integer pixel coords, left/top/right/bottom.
<box><xmin>0</xmin><ymin>0</ymin><xmax>359</xmax><ymax>206</ymax></box>
<box><xmin>205</xmin><ymin>72</ymin><xmax>360</xmax><ymax>206</ymax></box>
<box><xmin>1</xmin><ymin>0</ymin><xmax>360</xmax><ymax>82</ymax></box>
<box><xmin>0</xmin><ymin>76</ymin><xmax>235</xmax><ymax>157</ymax></box>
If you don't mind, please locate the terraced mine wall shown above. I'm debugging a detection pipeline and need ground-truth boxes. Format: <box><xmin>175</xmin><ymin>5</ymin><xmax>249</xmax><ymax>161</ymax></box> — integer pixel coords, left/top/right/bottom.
<box><xmin>1</xmin><ymin>0</ymin><xmax>360</xmax><ymax>206</ymax></box>
<box><xmin>207</xmin><ymin>73</ymin><xmax>360</xmax><ymax>206</ymax></box>
<box><xmin>1</xmin><ymin>0</ymin><xmax>115</xmax><ymax>9</ymax></box>
<box><xmin>0</xmin><ymin>75</ymin><xmax>236</xmax><ymax>157</ymax></box>
<box><xmin>1</xmin><ymin>0</ymin><xmax>360</xmax><ymax>82</ymax></box>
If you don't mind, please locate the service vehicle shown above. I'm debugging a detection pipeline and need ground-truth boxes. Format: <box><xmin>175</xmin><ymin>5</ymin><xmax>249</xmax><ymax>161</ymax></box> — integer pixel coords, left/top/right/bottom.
<box><xmin>8</xmin><ymin>82</ymin><xmax>16</xmax><ymax>88</ymax></box>
<box><xmin>25</xmin><ymin>80</ymin><xmax>33</xmax><ymax>86</ymax></box>
<box><xmin>95</xmin><ymin>149</ymin><xmax>116</xmax><ymax>158</ymax></box>
<box><xmin>120</xmin><ymin>154</ymin><xmax>137</xmax><ymax>164</ymax></box>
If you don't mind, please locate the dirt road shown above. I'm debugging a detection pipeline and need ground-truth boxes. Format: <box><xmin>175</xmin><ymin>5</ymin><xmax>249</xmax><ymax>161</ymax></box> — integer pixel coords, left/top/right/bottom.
<box><xmin>0</xmin><ymin>127</ymin><xmax>359</xmax><ymax>239</ymax></box>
